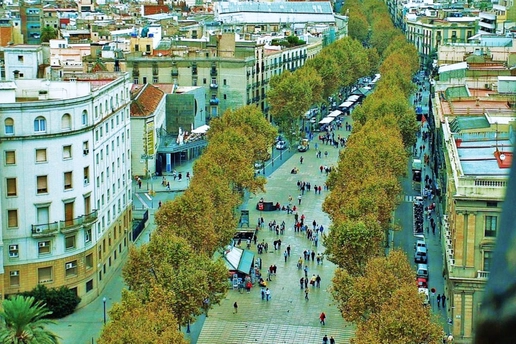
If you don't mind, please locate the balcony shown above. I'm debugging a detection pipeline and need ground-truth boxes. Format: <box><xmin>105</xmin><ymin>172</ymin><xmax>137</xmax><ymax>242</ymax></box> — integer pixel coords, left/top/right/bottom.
<box><xmin>210</xmin><ymin>68</ymin><xmax>217</xmax><ymax>76</ymax></box>
<box><xmin>83</xmin><ymin>210</ymin><xmax>99</xmax><ymax>226</ymax></box>
<box><xmin>171</xmin><ymin>70</ymin><xmax>179</xmax><ymax>77</ymax></box>
<box><xmin>210</xmin><ymin>83</ymin><xmax>218</xmax><ymax>89</ymax></box>
<box><xmin>31</xmin><ymin>222</ymin><xmax>59</xmax><ymax>238</ymax></box>
<box><xmin>209</xmin><ymin>98</ymin><xmax>220</xmax><ymax>105</ymax></box>
<box><xmin>60</xmin><ymin>216</ymin><xmax>84</xmax><ymax>234</ymax></box>
<box><xmin>477</xmin><ymin>270</ymin><xmax>490</xmax><ymax>279</ymax></box>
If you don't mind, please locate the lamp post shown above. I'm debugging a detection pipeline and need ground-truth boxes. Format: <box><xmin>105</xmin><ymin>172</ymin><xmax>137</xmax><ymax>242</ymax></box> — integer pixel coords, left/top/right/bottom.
<box><xmin>102</xmin><ymin>297</ymin><xmax>107</xmax><ymax>324</ymax></box>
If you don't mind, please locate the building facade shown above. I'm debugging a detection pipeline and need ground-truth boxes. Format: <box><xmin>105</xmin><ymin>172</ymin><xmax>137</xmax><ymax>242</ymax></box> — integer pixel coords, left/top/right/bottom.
<box><xmin>0</xmin><ymin>72</ymin><xmax>133</xmax><ymax>306</ymax></box>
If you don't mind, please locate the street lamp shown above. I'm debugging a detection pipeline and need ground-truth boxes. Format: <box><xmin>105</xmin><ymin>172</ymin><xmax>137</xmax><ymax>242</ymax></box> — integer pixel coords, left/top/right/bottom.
<box><xmin>102</xmin><ymin>297</ymin><xmax>107</xmax><ymax>324</ymax></box>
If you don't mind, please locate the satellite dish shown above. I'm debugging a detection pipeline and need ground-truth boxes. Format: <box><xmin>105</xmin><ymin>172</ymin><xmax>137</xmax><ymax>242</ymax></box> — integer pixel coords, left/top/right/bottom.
<box><xmin>500</xmin><ymin>153</ymin><xmax>506</xmax><ymax>161</ymax></box>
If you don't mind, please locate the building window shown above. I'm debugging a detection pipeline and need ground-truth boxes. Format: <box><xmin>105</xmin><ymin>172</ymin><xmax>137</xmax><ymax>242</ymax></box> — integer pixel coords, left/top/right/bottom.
<box><xmin>65</xmin><ymin>260</ymin><xmax>78</xmax><ymax>277</ymax></box>
<box><xmin>84</xmin><ymin>167</ymin><xmax>90</xmax><ymax>186</ymax></box>
<box><xmin>36</xmin><ymin>148</ymin><xmax>47</xmax><ymax>163</ymax></box>
<box><xmin>153</xmin><ymin>77</ymin><xmax>158</xmax><ymax>83</ymax></box>
<box><xmin>6</xmin><ymin>178</ymin><xmax>17</xmax><ymax>196</ymax></box>
<box><xmin>5</xmin><ymin>151</ymin><xmax>15</xmax><ymax>165</ymax></box>
<box><xmin>483</xmin><ymin>251</ymin><xmax>493</xmax><ymax>271</ymax></box>
<box><xmin>34</xmin><ymin>117</ymin><xmax>46</xmax><ymax>133</ymax></box>
<box><xmin>5</xmin><ymin>118</ymin><xmax>14</xmax><ymax>134</ymax></box>
<box><xmin>86</xmin><ymin>279</ymin><xmax>93</xmax><ymax>292</ymax></box>
<box><xmin>7</xmin><ymin>210</ymin><xmax>18</xmax><ymax>228</ymax></box>
<box><xmin>8</xmin><ymin>244</ymin><xmax>19</xmax><ymax>258</ymax></box>
<box><xmin>65</xmin><ymin>235</ymin><xmax>76</xmax><ymax>250</ymax></box>
<box><xmin>9</xmin><ymin>271</ymin><xmax>20</xmax><ymax>287</ymax></box>
<box><xmin>38</xmin><ymin>267</ymin><xmax>53</xmax><ymax>283</ymax></box>
<box><xmin>82</xmin><ymin>110</ymin><xmax>88</xmax><ymax>126</ymax></box>
<box><xmin>64</xmin><ymin>172</ymin><xmax>73</xmax><ymax>190</ymax></box>
<box><xmin>38</xmin><ymin>240</ymin><xmax>51</xmax><ymax>255</ymax></box>
<box><xmin>485</xmin><ymin>216</ymin><xmax>497</xmax><ymax>237</ymax></box>
<box><xmin>18</xmin><ymin>55</ymin><xmax>23</xmax><ymax>62</ymax></box>
<box><xmin>85</xmin><ymin>228</ymin><xmax>92</xmax><ymax>243</ymax></box>
<box><xmin>61</xmin><ymin>113</ymin><xmax>71</xmax><ymax>131</ymax></box>
<box><xmin>63</xmin><ymin>145</ymin><xmax>72</xmax><ymax>159</ymax></box>
<box><xmin>85</xmin><ymin>253</ymin><xmax>93</xmax><ymax>269</ymax></box>
<box><xmin>83</xmin><ymin>141</ymin><xmax>89</xmax><ymax>155</ymax></box>
<box><xmin>37</xmin><ymin>176</ymin><xmax>48</xmax><ymax>194</ymax></box>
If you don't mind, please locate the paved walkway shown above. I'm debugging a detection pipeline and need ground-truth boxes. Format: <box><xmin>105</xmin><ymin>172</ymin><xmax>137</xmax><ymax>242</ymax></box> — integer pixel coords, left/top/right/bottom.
<box><xmin>197</xmin><ymin>124</ymin><xmax>355</xmax><ymax>344</ymax></box>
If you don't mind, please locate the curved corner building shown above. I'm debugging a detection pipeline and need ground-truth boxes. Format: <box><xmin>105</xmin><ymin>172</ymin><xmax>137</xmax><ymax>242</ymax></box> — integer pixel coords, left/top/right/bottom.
<box><xmin>0</xmin><ymin>73</ymin><xmax>133</xmax><ymax>306</ymax></box>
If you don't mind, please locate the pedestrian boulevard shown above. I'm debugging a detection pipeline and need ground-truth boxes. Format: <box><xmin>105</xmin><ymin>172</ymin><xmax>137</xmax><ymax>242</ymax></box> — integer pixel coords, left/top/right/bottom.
<box><xmin>197</xmin><ymin>125</ymin><xmax>355</xmax><ymax>344</ymax></box>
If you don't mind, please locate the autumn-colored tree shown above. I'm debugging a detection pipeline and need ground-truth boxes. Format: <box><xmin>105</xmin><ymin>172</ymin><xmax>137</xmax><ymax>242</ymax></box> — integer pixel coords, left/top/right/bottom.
<box><xmin>304</xmin><ymin>54</ymin><xmax>341</xmax><ymax>102</ymax></box>
<box><xmin>330</xmin><ymin>250</ymin><xmax>415</xmax><ymax>323</ymax></box>
<box><xmin>98</xmin><ymin>289</ymin><xmax>187</xmax><ymax>344</ymax></box>
<box><xmin>370</xmin><ymin>16</ymin><xmax>399</xmax><ymax>57</ymax></box>
<box><xmin>268</xmin><ymin>71</ymin><xmax>312</xmax><ymax>143</ymax></box>
<box><xmin>122</xmin><ymin>234</ymin><xmax>228</xmax><ymax>328</ymax></box>
<box><xmin>323</xmin><ymin>217</ymin><xmax>383</xmax><ymax>276</ymax></box>
<box><xmin>351</xmin><ymin>285</ymin><xmax>444</xmax><ymax>344</ymax></box>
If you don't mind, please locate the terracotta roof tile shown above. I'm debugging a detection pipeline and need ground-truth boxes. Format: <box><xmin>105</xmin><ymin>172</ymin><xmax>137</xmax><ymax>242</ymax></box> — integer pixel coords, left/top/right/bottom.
<box><xmin>130</xmin><ymin>84</ymin><xmax>165</xmax><ymax>118</ymax></box>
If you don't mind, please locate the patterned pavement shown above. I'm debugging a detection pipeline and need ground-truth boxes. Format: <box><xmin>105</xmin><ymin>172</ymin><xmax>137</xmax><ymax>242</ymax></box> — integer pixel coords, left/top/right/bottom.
<box><xmin>197</xmin><ymin>123</ymin><xmax>356</xmax><ymax>344</ymax></box>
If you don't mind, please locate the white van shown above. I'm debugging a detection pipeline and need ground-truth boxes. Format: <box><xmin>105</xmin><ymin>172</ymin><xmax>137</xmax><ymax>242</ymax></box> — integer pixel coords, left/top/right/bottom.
<box><xmin>414</xmin><ymin>235</ymin><xmax>426</xmax><ymax>251</ymax></box>
<box><xmin>415</xmin><ymin>246</ymin><xmax>428</xmax><ymax>264</ymax></box>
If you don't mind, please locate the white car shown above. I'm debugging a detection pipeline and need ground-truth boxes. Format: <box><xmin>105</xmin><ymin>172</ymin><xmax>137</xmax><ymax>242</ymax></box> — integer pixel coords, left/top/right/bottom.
<box><xmin>276</xmin><ymin>141</ymin><xmax>287</xmax><ymax>150</ymax></box>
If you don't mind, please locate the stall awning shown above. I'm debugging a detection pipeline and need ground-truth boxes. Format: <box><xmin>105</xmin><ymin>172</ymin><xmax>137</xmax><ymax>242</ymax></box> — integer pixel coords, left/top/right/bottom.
<box><xmin>192</xmin><ymin>125</ymin><xmax>210</xmax><ymax>134</ymax></box>
<box><xmin>338</xmin><ymin>101</ymin><xmax>354</xmax><ymax>109</ymax></box>
<box><xmin>328</xmin><ymin>110</ymin><xmax>342</xmax><ymax>118</ymax></box>
<box><xmin>221</xmin><ymin>246</ymin><xmax>255</xmax><ymax>274</ymax></box>
<box><xmin>238</xmin><ymin>250</ymin><xmax>254</xmax><ymax>275</ymax></box>
<box><xmin>319</xmin><ymin>117</ymin><xmax>335</xmax><ymax>125</ymax></box>
<box><xmin>346</xmin><ymin>95</ymin><xmax>360</xmax><ymax>103</ymax></box>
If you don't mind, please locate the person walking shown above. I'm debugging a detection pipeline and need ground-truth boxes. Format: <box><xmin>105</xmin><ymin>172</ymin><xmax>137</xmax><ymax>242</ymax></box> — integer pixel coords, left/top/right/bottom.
<box><xmin>304</xmin><ymin>288</ymin><xmax>309</xmax><ymax>301</ymax></box>
<box><xmin>329</xmin><ymin>336</ymin><xmax>335</xmax><ymax>344</ymax></box>
<box><xmin>437</xmin><ymin>294</ymin><xmax>441</xmax><ymax>309</ymax></box>
<box><xmin>442</xmin><ymin>294</ymin><xmax>447</xmax><ymax>308</ymax></box>
<box><xmin>320</xmin><ymin>312</ymin><xmax>326</xmax><ymax>325</ymax></box>
<box><xmin>298</xmin><ymin>194</ymin><xmax>302</xmax><ymax>205</ymax></box>
<box><xmin>304</xmin><ymin>265</ymin><xmax>308</xmax><ymax>278</ymax></box>
<box><xmin>300</xmin><ymin>156</ymin><xmax>304</xmax><ymax>164</ymax></box>
<box><xmin>233</xmin><ymin>301</ymin><xmax>238</xmax><ymax>313</ymax></box>
<box><xmin>322</xmin><ymin>335</ymin><xmax>328</xmax><ymax>344</ymax></box>
<box><xmin>284</xmin><ymin>250</ymin><xmax>288</xmax><ymax>262</ymax></box>
<box><xmin>300</xmin><ymin>277</ymin><xmax>304</xmax><ymax>289</ymax></box>
<box><xmin>265</xmin><ymin>288</ymin><xmax>271</xmax><ymax>301</ymax></box>
<box><xmin>316</xmin><ymin>275</ymin><xmax>321</xmax><ymax>288</ymax></box>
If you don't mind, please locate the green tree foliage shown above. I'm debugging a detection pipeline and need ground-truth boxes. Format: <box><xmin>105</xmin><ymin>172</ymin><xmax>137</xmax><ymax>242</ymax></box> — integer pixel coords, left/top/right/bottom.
<box><xmin>268</xmin><ymin>71</ymin><xmax>312</xmax><ymax>143</ymax></box>
<box><xmin>323</xmin><ymin>218</ymin><xmax>383</xmax><ymax>276</ymax></box>
<box><xmin>21</xmin><ymin>285</ymin><xmax>81</xmax><ymax>319</ymax></box>
<box><xmin>351</xmin><ymin>285</ymin><xmax>444</xmax><ymax>344</ymax></box>
<box><xmin>331</xmin><ymin>250</ymin><xmax>415</xmax><ymax>323</ymax></box>
<box><xmin>41</xmin><ymin>26</ymin><xmax>57</xmax><ymax>43</ymax></box>
<box><xmin>98</xmin><ymin>289</ymin><xmax>187</xmax><ymax>344</ymax></box>
<box><xmin>122</xmin><ymin>234</ymin><xmax>228</xmax><ymax>328</ymax></box>
<box><xmin>0</xmin><ymin>295</ymin><xmax>59</xmax><ymax>344</ymax></box>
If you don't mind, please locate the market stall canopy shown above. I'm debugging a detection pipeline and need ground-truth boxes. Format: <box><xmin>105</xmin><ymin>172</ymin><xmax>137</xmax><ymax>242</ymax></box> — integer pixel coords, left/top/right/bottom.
<box><xmin>319</xmin><ymin>117</ymin><xmax>335</xmax><ymax>125</ymax></box>
<box><xmin>328</xmin><ymin>110</ymin><xmax>343</xmax><ymax>118</ymax></box>
<box><xmin>192</xmin><ymin>125</ymin><xmax>210</xmax><ymax>134</ymax></box>
<box><xmin>222</xmin><ymin>246</ymin><xmax>255</xmax><ymax>274</ymax></box>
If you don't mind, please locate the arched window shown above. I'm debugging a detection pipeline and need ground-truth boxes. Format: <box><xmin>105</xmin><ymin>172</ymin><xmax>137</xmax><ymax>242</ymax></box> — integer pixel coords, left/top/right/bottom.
<box><xmin>34</xmin><ymin>116</ymin><xmax>46</xmax><ymax>133</ymax></box>
<box><xmin>5</xmin><ymin>118</ymin><xmax>14</xmax><ymax>134</ymax></box>
<box><xmin>82</xmin><ymin>110</ymin><xmax>88</xmax><ymax>126</ymax></box>
<box><xmin>61</xmin><ymin>113</ymin><xmax>71</xmax><ymax>130</ymax></box>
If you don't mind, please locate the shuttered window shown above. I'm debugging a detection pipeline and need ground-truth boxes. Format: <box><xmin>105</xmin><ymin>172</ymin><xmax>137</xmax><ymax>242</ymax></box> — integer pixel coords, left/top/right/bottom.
<box><xmin>36</xmin><ymin>149</ymin><xmax>47</xmax><ymax>162</ymax></box>
<box><xmin>37</xmin><ymin>176</ymin><xmax>48</xmax><ymax>194</ymax></box>
<box><xmin>7</xmin><ymin>210</ymin><xmax>18</xmax><ymax>228</ymax></box>
<box><xmin>6</xmin><ymin>178</ymin><xmax>16</xmax><ymax>196</ymax></box>
<box><xmin>5</xmin><ymin>151</ymin><xmax>15</xmax><ymax>165</ymax></box>
<box><xmin>64</xmin><ymin>172</ymin><xmax>72</xmax><ymax>190</ymax></box>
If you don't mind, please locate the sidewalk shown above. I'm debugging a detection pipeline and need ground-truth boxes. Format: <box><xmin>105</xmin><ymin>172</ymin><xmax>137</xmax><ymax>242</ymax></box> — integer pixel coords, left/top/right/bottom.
<box><xmin>197</xmin><ymin>123</ymin><xmax>356</xmax><ymax>343</ymax></box>
<box><xmin>48</xmin><ymin>160</ymin><xmax>197</xmax><ymax>344</ymax></box>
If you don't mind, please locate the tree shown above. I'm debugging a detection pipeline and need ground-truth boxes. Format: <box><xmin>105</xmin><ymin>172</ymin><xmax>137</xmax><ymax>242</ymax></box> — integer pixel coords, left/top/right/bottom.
<box><xmin>268</xmin><ymin>71</ymin><xmax>312</xmax><ymax>143</ymax></box>
<box><xmin>323</xmin><ymin>218</ymin><xmax>383</xmax><ymax>276</ymax></box>
<box><xmin>41</xmin><ymin>26</ymin><xmax>57</xmax><ymax>43</ymax></box>
<box><xmin>21</xmin><ymin>285</ymin><xmax>81</xmax><ymax>319</ymax></box>
<box><xmin>352</xmin><ymin>285</ymin><xmax>444</xmax><ymax>344</ymax></box>
<box><xmin>98</xmin><ymin>289</ymin><xmax>187</xmax><ymax>344</ymax></box>
<box><xmin>122</xmin><ymin>234</ymin><xmax>228</xmax><ymax>328</ymax></box>
<box><xmin>0</xmin><ymin>295</ymin><xmax>59</xmax><ymax>344</ymax></box>
<box><xmin>330</xmin><ymin>250</ymin><xmax>415</xmax><ymax>323</ymax></box>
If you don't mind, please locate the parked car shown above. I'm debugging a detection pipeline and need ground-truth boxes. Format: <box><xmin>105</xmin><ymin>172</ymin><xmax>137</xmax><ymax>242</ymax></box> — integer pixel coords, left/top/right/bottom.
<box><xmin>414</xmin><ymin>235</ymin><xmax>426</xmax><ymax>251</ymax></box>
<box><xmin>415</xmin><ymin>246</ymin><xmax>428</xmax><ymax>264</ymax></box>
<box><xmin>416</xmin><ymin>264</ymin><xmax>429</xmax><ymax>279</ymax></box>
<box><xmin>276</xmin><ymin>141</ymin><xmax>287</xmax><ymax>150</ymax></box>
<box><xmin>417</xmin><ymin>277</ymin><xmax>428</xmax><ymax>289</ymax></box>
<box><xmin>418</xmin><ymin>287</ymin><xmax>429</xmax><ymax>305</ymax></box>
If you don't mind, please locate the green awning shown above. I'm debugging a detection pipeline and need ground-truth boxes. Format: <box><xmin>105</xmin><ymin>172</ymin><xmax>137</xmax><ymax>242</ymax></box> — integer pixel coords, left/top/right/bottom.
<box><xmin>237</xmin><ymin>249</ymin><xmax>254</xmax><ymax>275</ymax></box>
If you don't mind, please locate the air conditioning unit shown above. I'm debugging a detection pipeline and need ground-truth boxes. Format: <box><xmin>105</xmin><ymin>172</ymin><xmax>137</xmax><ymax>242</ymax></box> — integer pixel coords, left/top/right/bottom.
<box><xmin>8</xmin><ymin>245</ymin><xmax>17</xmax><ymax>251</ymax></box>
<box><xmin>65</xmin><ymin>263</ymin><xmax>74</xmax><ymax>269</ymax></box>
<box><xmin>35</xmin><ymin>227</ymin><xmax>43</xmax><ymax>233</ymax></box>
<box><xmin>38</xmin><ymin>242</ymin><xmax>47</xmax><ymax>248</ymax></box>
<box><xmin>450</xmin><ymin>259</ymin><xmax>455</xmax><ymax>265</ymax></box>
<box><xmin>84</xmin><ymin>178</ymin><xmax>89</xmax><ymax>185</ymax></box>
<box><xmin>83</xmin><ymin>149</ymin><xmax>89</xmax><ymax>155</ymax></box>
<box><xmin>10</xmin><ymin>271</ymin><xmax>19</xmax><ymax>277</ymax></box>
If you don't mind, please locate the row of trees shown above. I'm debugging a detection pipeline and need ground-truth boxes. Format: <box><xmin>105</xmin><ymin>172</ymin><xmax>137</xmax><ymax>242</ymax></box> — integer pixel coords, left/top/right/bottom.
<box><xmin>98</xmin><ymin>106</ymin><xmax>277</xmax><ymax>343</ymax></box>
<box><xmin>267</xmin><ymin>36</ymin><xmax>377</xmax><ymax>143</ymax></box>
<box><xmin>322</xmin><ymin>0</ymin><xmax>444</xmax><ymax>342</ymax></box>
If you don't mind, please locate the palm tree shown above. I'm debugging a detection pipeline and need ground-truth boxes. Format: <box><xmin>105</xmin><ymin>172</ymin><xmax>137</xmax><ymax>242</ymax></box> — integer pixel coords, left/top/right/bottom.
<box><xmin>0</xmin><ymin>295</ymin><xmax>60</xmax><ymax>344</ymax></box>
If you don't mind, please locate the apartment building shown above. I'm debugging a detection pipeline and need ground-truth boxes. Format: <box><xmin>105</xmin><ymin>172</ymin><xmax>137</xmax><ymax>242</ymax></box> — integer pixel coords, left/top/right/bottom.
<box><xmin>0</xmin><ymin>72</ymin><xmax>133</xmax><ymax>306</ymax></box>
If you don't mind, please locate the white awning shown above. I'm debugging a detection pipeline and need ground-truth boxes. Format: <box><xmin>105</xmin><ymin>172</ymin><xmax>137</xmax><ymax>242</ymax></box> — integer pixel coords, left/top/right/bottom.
<box><xmin>328</xmin><ymin>110</ymin><xmax>342</xmax><ymax>118</ymax></box>
<box><xmin>338</xmin><ymin>101</ymin><xmax>354</xmax><ymax>109</ymax></box>
<box><xmin>192</xmin><ymin>125</ymin><xmax>210</xmax><ymax>134</ymax></box>
<box><xmin>319</xmin><ymin>117</ymin><xmax>335</xmax><ymax>125</ymax></box>
<box><xmin>346</xmin><ymin>95</ymin><xmax>360</xmax><ymax>103</ymax></box>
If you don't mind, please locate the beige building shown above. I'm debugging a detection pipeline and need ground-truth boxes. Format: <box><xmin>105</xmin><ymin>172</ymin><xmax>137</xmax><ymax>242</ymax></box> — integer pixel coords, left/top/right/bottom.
<box><xmin>434</xmin><ymin>76</ymin><xmax>515</xmax><ymax>342</ymax></box>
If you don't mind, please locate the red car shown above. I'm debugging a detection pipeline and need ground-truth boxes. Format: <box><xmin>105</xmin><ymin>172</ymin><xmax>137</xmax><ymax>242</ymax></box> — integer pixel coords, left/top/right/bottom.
<box><xmin>417</xmin><ymin>277</ymin><xmax>428</xmax><ymax>289</ymax></box>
